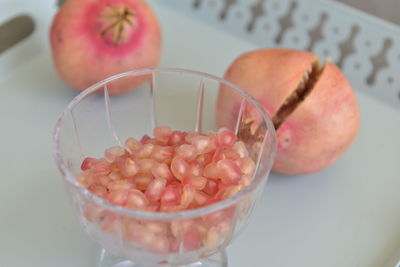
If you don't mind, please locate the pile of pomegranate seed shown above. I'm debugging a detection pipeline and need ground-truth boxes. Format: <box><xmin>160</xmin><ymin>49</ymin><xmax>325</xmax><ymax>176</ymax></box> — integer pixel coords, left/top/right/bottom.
<box><xmin>78</xmin><ymin>126</ymin><xmax>255</xmax><ymax>212</ymax></box>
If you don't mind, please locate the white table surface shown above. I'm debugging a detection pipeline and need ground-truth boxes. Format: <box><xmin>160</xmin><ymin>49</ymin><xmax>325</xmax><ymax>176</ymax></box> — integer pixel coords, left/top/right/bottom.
<box><xmin>0</xmin><ymin>1</ymin><xmax>400</xmax><ymax>267</ymax></box>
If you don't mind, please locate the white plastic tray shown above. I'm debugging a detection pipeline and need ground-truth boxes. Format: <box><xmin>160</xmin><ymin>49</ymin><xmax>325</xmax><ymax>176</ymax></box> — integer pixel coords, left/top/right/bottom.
<box><xmin>0</xmin><ymin>1</ymin><xmax>399</xmax><ymax>267</ymax></box>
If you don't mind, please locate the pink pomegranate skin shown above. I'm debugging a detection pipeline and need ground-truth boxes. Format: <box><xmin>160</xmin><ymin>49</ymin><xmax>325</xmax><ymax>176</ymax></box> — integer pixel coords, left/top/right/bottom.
<box><xmin>217</xmin><ymin>49</ymin><xmax>360</xmax><ymax>175</ymax></box>
<box><xmin>50</xmin><ymin>0</ymin><xmax>161</xmax><ymax>94</ymax></box>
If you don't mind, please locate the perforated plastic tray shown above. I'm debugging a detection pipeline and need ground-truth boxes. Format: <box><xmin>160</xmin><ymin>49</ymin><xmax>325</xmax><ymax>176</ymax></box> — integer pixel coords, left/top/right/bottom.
<box><xmin>0</xmin><ymin>1</ymin><xmax>399</xmax><ymax>267</ymax></box>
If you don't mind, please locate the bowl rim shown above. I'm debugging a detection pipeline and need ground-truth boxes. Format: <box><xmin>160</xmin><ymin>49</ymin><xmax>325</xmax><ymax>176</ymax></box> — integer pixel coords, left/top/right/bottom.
<box><xmin>53</xmin><ymin>67</ymin><xmax>276</xmax><ymax>220</ymax></box>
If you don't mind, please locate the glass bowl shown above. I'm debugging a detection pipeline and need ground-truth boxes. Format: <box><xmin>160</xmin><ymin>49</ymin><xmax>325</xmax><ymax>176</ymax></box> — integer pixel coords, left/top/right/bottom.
<box><xmin>53</xmin><ymin>68</ymin><xmax>276</xmax><ymax>267</ymax></box>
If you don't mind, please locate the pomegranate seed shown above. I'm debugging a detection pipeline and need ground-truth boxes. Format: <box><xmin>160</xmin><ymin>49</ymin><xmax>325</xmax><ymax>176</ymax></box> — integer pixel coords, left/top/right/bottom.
<box><xmin>145</xmin><ymin>222</ymin><xmax>168</xmax><ymax>235</ymax></box>
<box><xmin>140</xmin><ymin>134</ymin><xmax>151</xmax><ymax>144</ymax></box>
<box><xmin>176</xmin><ymin>144</ymin><xmax>197</xmax><ymax>162</ymax></box>
<box><xmin>160</xmin><ymin>185</ymin><xmax>182</xmax><ymax>205</ymax></box>
<box><xmin>107</xmin><ymin>190</ymin><xmax>129</xmax><ymax>206</ymax></box>
<box><xmin>217</xmin><ymin>160</ymin><xmax>241</xmax><ymax>184</ymax></box>
<box><xmin>146</xmin><ymin>204</ymin><xmax>160</xmax><ymax>212</ymax></box>
<box><xmin>203</xmin><ymin>179</ymin><xmax>218</xmax><ymax>195</ymax></box>
<box><xmin>221</xmin><ymin>185</ymin><xmax>242</xmax><ymax>199</ymax></box>
<box><xmin>151</xmin><ymin>146</ymin><xmax>174</xmax><ymax>162</ymax></box>
<box><xmin>196</xmin><ymin>152</ymin><xmax>213</xmax><ymax>166</ymax></box>
<box><xmin>119</xmin><ymin>158</ymin><xmax>138</xmax><ymax>178</ymax></box>
<box><xmin>203</xmin><ymin>162</ymin><xmax>220</xmax><ymax>179</ymax></box>
<box><xmin>91</xmin><ymin>159</ymin><xmax>111</xmax><ymax>175</ymax></box>
<box><xmin>126</xmin><ymin>190</ymin><xmax>149</xmax><ymax>210</ymax></box>
<box><xmin>134</xmin><ymin>174</ymin><xmax>153</xmax><ymax>191</ymax></box>
<box><xmin>152</xmin><ymin>162</ymin><xmax>173</xmax><ymax>181</ymax></box>
<box><xmin>135</xmin><ymin>143</ymin><xmax>155</xmax><ymax>159</ymax></box>
<box><xmin>83</xmin><ymin>203</ymin><xmax>105</xmax><ymax>222</ymax></box>
<box><xmin>167</xmin><ymin>130</ymin><xmax>185</xmax><ymax>146</ymax></box>
<box><xmin>239</xmin><ymin>175</ymin><xmax>253</xmax><ymax>187</ymax></box>
<box><xmin>223</xmin><ymin>149</ymin><xmax>240</xmax><ymax>160</ymax></box>
<box><xmin>233</xmin><ymin>141</ymin><xmax>249</xmax><ymax>158</ymax></box>
<box><xmin>77</xmin><ymin>170</ymin><xmax>94</xmax><ymax>188</ymax></box>
<box><xmin>185</xmin><ymin>131</ymin><xmax>199</xmax><ymax>144</ymax></box>
<box><xmin>192</xmin><ymin>136</ymin><xmax>213</xmax><ymax>154</ymax></box>
<box><xmin>104</xmin><ymin>146</ymin><xmax>124</xmax><ymax>163</ymax></box>
<box><xmin>153</xmin><ymin>126</ymin><xmax>172</xmax><ymax>143</ymax></box>
<box><xmin>183</xmin><ymin>227</ymin><xmax>202</xmax><ymax>251</ymax></box>
<box><xmin>145</xmin><ymin>178</ymin><xmax>167</xmax><ymax>202</ymax></box>
<box><xmin>81</xmin><ymin>157</ymin><xmax>95</xmax><ymax>171</ymax></box>
<box><xmin>107</xmin><ymin>179</ymin><xmax>135</xmax><ymax>191</ymax></box>
<box><xmin>137</xmin><ymin>158</ymin><xmax>157</xmax><ymax>174</ymax></box>
<box><xmin>180</xmin><ymin>185</ymin><xmax>195</xmax><ymax>209</ymax></box>
<box><xmin>95</xmin><ymin>175</ymin><xmax>111</xmax><ymax>186</ymax></box>
<box><xmin>150</xmin><ymin>236</ymin><xmax>170</xmax><ymax>253</ymax></box>
<box><xmin>217</xmin><ymin>128</ymin><xmax>237</xmax><ymax>148</ymax></box>
<box><xmin>236</xmin><ymin>156</ymin><xmax>256</xmax><ymax>176</ymax></box>
<box><xmin>171</xmin><ymin>157</ymin><xmax>189</xmax><ymax>181</ymax></box>
<box><xmin>100</xmin><ymin>213</ymin><xmax>121</xmax><ymax>234</ymax></box>
<box><xmin>108</xmin><ymin>170</ymin><xmax>122</xmax><ymax>181</ymax></box>
<box><xmin>189</xmin><ymin>162</ymin><xmax>203</xmax><ymax>176</ymax></box>
<box><xmin>88</xmin><ymin>184</ymin><xmax>108</xmax><ymax>198</ymax></box>
<box><xmin>183</xmin><ymin>175</ymin><xmax>207</xmax><ymax>190</ymax></box>
<box><xmin>194</xmin><ymin>190</ymin><xmax>210</xmax><ymax>206</ymax></box>
<box><xmin>204</xmin><ymin>227</ymin><xmax>222</xmax><ymax>247</ymax></box>
<box><xmin>125</xmin><ymin>137</ymin><xmax>140</xmax><ymax>154</ymax></box>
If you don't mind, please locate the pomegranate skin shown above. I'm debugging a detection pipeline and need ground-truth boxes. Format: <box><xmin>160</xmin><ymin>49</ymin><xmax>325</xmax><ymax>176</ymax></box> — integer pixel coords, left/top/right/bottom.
<box><xmin>217</xmin><ymin>48</ymin><xmax>360</xmax><ymax>175</ymax></box>
<box><xmin>50</xmin><ymin>0</ymin><xmax>161</xmax><ymax>94</ymax></box>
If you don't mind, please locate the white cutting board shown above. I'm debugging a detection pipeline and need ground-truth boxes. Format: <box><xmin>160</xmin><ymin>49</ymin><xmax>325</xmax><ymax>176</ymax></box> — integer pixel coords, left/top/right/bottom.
<box><xmin>0</xmin><ymin>1</ymin><xmax>399</xmax><ymax>267</ymax></box>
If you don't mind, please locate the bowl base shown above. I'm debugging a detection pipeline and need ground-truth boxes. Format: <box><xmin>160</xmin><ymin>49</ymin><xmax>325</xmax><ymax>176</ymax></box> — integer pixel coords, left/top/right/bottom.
<box><xmin>98</xmin><ymin>248</ymin><xmax>227</xmax><ymax>267</ymax></box>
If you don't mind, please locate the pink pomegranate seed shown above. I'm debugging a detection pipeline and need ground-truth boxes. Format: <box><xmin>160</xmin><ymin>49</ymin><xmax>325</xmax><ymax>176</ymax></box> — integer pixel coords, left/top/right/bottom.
<box><xmin>189</xmin><ymin>162</ymin><xmax>203</xmax><ymax>176</ymax></box>
<box><xmin>150</xmin><ymin>236</ymin><xmax>170</xmax><ymax>253</ymax></box>
<box><xmin>135</xmin><ymin>143</ymin><xmax>155</xmax><ymax>159</ymax></box>
<box><xmin>203</xmin><ymin>162</ymin><xmax>220</xmax><ymax>179</ymax></box>
<box><xmin>137</xmin><ymin>158</ymin><xmax>157</xmax><ymax>174</ymax></box>
<box><xmin>180</xmin><ymin>185</ymin><xmax>195</xmax><ymax>209</ymax></box>
<box><xmin>81</xmin><ymin>157</ymin><xmax>95</xmax><ymax>171</ymax></box>
<box><xmin>151</xmin><ymin>146</ymin><xmax>173</xmax><ymax>162</ymax></box>
<box><xmin>239</xmin><ymin>175</ymin><xmax>252</xmax><ymax>187</ymax></box>
<box><xmin>217</xmin><ymin>159</ymin><xmax>241</xmax><ymax>184</ymax></box>
<box><xmin>77</xmin><ymin>170</ymin><xmax>94</xmax><ymax>188</ymax></box>
<box><xmin>233</xmin><ymin>141</ymin><xmax>249</xmax><ymax>158</ymax></box>
<box><xmin>185</xmin><ymin>131</ymin><xmax>199</xmax><ymax>144</ymax></box>
<box><xmin>217</xmin><ymin>128</ymin><xmax>237</xmax><ymax>148</ymax></box>
<box><xmin>194</xmin><ymin>190</ymin><xmax>210</xmax><ymax>206</ymax></box>
<box><xmin>160</xmin><ymin>185</ymin><xmax>182</xmax><ymax>205</ymax></box>
<box><xmin>91</xmin><ymin>158</ymin><xmax>111</xmax><ymax>175</ymax></box>
<box><xmin>145</xmin><ymin>178</ymin><xmax>167</xmax><ymax>202</ymax></box>
<box><xmin>108</xmin><ymin>170</ymin><xmax>122</xmax><ymax>181</ymax></box>
<box><xmin>171</xmin><ymin>157</ymin><xmax>189</xmax><ymax>181</ymax></box>
<box><xmin>125</xmin><ymin>137</ymin><xmax>140</xmax><ymax>155</ymax></box>
<box><xmin>223</xmin><ymin>148</ymin><xmax>240</xmax><ymax>160</ymax></box>
<box><xmin>204</xmin><ymin>227</ymin><xmax>222</xmax><ymax>247</ymax></box>
<box><xmin>145</xmin><ymin>222</ymin><xmax>168</xmax><ymax>235</ymax></box>
<box><xmin>183</xmin><ymin>227</ymin><xmax>202</xmax><ymax>252</ymax></box>
<box><xmin>221</xmin><ymin>185</ymin><xmax>243</xmax><ymax>199</ymax></box>
<box><xmin>153</xmin><ymin>126</ymin><xmax>172</xmax><ymax>143</ymax></box>
<box><xmin>134</xmin><ymin>174</ymin><xmax>154</xmax><ymax>191</ymax></box>
<box><xmin>95</xmin><ymin>175</ymin><xmax>111</xmax><ymax>186</ymax></box>
<box><xmin>100</xmin><ymin>213</ymin><xmax>121</xmax><ymax>234</ymax></box>
<box><xmin>107</xmin><ymin>179</ymin><xmax>135</xmax><ymax>191</ymax></box>
<box><xmin>167</xmin><ymin>130</ymin><xmax>185</xmax><ymax>146</ymax></box>
<box><xmin>119</xmin><ymin>158</ymin><xmax>139</xmax><ymax>178</ymax></box>
<box><xmin>83</xmin><ymin>203</ymin><xmax>105</xmax><ymax>222</ymax></box>
<box><xmin>192</xmin><ymin>136</ymin><xmax>213</xmax><ymax>154</ymax></box>
<box><xmin>140</xmin><ymin>134</ymin><xmax>151</xmax><ymax>144</ymax></box>
<box><xmin>183</xmin><ymin>175</ymin><xmax>207</xmax><ymax>190</ymax></box>
<box><xmin>126</xmin><ymin>189</ymin><xmax>149</xmax><ymax>210</ymax></box>
<box><xmin>236</xmin><ymin>156</ymin><xmax>256</xmax><ymax>176</ymax></box>
<box><xmin>88</xmin><ymin>184</ymin><xmax>108</xmax><ymax>198</ymax></box>
<box><xmin>107</xmin><ymin>190</ymin><xmax>129</xmax><ymax>206</ymax></box>
<box><xmin>104</xmin><ymin>146</ymin><xmax>124</xmax><ymax>163</ymax></box>
<box><xmin>212</xmin><ymin>148</ymin><xmax>224</xmax><ymax>163</ymax></box>
<box><xmin>146</xmin><ymin>204</ymin><xmax>160</xmax><ymax>212</ymax></box>
<box><xmin>196</xmin><ymin>152</ymin><xmax>213</xmax><ymax>166</ymax></box>
<box><xmin>203</xmin><ymin>179</ymin><xmax>218</xmax><ymax>195</ymax></box>
<box><xmin>176</xmin><ymin>144</ymin><xmax>197</xmax><ymax>162</ymax></box>
<box><xmin>151</xmin><ymin>162</ymin><xmax>173</xmax><ymax>181</ymax></box>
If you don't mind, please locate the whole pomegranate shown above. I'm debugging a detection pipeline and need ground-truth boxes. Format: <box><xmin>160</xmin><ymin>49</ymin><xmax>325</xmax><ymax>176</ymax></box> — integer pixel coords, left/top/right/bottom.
<box><xmin>50</xmin><ymin>0</ymin><xmax>161</xmax><ymax>94</ymax></box>
<box><xmin>217</xmin><ymin>48</ymin><xmax>360</xmax><ymax>175</ymax></box>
